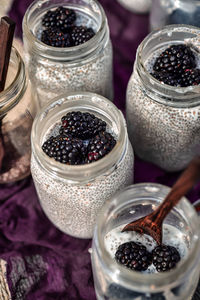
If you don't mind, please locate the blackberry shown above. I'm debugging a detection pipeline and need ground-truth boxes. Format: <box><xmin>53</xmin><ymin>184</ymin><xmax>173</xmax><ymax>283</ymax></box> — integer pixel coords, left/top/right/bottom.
<box><xmin>152</xmin><ymin>68</ymin><xmax>200</xmax><ymax>87</ymax></box>
<box><xmin>115</xmin><ymin>241</ymin><xmax>152</xmax><ymax>272</ymax></box>
<box><xmin>86</xmin><ymin>132</ymin><xmax>116</xmax><ymax>163</ymax></box>
<box><xmin>71</xmin><ymin>26</ymin><xmax>95</xmax><ymax>46</ymax></box>
<box><xmin>151</xmin><ymin>72</ymin><xmax>181</xmax><ymax>87</ymax></box>
<box><xmin>41</xmin><ymin>28</ymin><xmax>72</xmax><ymax>47</ymax></box>
<box><xmin>153</xmin><ymin>44</ymin><xmax>196</xmax><ymax>75</ymax></box>
<box><xmin>42</xmin><ymin>135</ymin><xmax>87</xmax><ymax>165</ymax></box>
<box><xmin>152</xmin><ymin>244</ymin><xmax>180</xmax><ymax>272</ymax></box>
<box><xmin>180</xmin><ymin>68</ymin><xmax>200</xmax><ymax>87</ymax></box>
<box><xmin>42</xmin><ymin>6</ymin><xmax>76</xmax><ymax>31</ymax></box>
<box><xmin>59</xmin><ymin>111</ymin><xmax>107</xmax><ymax>139</ymax></box>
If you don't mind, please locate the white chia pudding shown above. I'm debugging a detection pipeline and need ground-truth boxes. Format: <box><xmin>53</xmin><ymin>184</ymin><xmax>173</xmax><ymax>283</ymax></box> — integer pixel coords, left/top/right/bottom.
<box><xmin>31</xmin><ymin>93</ymin><xmax>134</xmax><ymax>238</ymax></box>
<box><xmin>126</xmin><ymin>25</ymin><xmax>200</xmax><ymax>172</ymax></box>
<box><xmin>23</xmin><ymin>0</ymin><xmax>113</xmax><ymax>110</ymax></box>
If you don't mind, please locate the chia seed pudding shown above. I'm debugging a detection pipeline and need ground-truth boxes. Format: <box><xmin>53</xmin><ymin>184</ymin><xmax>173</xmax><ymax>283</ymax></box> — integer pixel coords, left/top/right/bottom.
<box><xmin>126</xmin><ymin>25</ymin><xmax>200</xmax><ymax>171</ymax></box>
<box><xmin>91</xmin><ymin>183</ymin><xmax>200</xmax><ymax>300</ymax></box>
<box><xmin>31</xmin><ymin>92</ymin><xmax>134</xmax><ymax>238</ymax></box>
<box><xmin>23</xmin><ymin>0</ymin><xmax>113</xmax><ymax>110</ymax></box>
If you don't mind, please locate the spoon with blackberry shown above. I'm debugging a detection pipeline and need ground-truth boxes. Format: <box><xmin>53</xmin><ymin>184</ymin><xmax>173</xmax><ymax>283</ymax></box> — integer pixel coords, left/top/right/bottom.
<box><xmin>122</xmin><ymin>156</ymin><xmax>200</xmax><ymax>245</ymax></box>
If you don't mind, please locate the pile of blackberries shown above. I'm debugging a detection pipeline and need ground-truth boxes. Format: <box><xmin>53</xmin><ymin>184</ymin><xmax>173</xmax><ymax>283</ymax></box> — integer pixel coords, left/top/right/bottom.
<box><xmin>41</xmin><ymin>6</ymin><xmax>95</xmax><ymax>47</ymax></box>
<box><xmin>151</xmin><ymin>44</ymin><xmax>200</xmax><ymax>87</ymax></box>
<box><xmin>42</xmin><ymin>111</ymin><xmax>116</xmax><ymax>165</ymax></box>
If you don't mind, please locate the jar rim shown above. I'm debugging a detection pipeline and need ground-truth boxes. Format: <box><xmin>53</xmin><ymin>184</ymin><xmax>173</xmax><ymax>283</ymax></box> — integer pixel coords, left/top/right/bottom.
<box><xmin>22</xmin><ymin>0</ymin><xmax>108</xmax><ymax>61</ymax></box>
<box><xmin>0</xmin><ymin>46</ymin><xmax>26</xmax><ymax>116</ymax></box>
<box><xmin>94</xmin><ymin>183</ymin><xmax>200</xmax><ymax>291</ymax></box>
<box><xmin>31</xmin><ymin>92</ymin><xmax>127</xmax><ymax>183</ymax></box>
<box><xmin>136</xmin><ymin>24</ymin><xmax>200</xmax><ymax>108</ymax></box>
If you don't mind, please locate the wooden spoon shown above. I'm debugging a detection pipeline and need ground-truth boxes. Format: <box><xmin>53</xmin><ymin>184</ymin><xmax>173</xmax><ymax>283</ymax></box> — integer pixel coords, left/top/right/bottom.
<box><xmin>122</xmin><ymin>156</ymin><xmax>200</xmax><ymax>245</ymax></box>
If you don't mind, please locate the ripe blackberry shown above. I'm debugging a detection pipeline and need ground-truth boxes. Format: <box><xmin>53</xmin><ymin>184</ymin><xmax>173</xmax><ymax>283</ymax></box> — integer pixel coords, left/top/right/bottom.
<box><xmin>151</xmin><ymin>72</ymin><xmax>181</xmax><ymax>87</ymax></box>
<box><xmin>115</xmin><ymin>241</ymin><xmax>152</xmax><ymax>272</ymax></box>
<box><xmin>71</xmin><ymin>26</ymin><xmax>95</xmax><ymax>46</ymax></box>
<box><xmin>86</xmin><ymin>132</ymin><xmax>116</xmax><ymax>163</ymax></box>
<box><xmin>41</xmin><ymin>28</ymin><xmax>72</xmax><ymax>47</ymax></box>
<box><xmin>180</xmin><ymin>68</ymin><xmax>200</xmax><ymax>87</ymax></box>
<box><xmin>42</xmin><ymin>135</ymin><xmax>87</xmax><ymax>165</ymax></box>
<box><xmin>42</xmin><ymin>6</ymin><xmax>76</xmax><ymax>31</ymax></box>
<box><xmin>152</xmin><ymin>68</ymin><xmax>200</xmax><ymax>87</ymax></box>
<box><xmin>152</xmin><ymin>244</ymin><xmax>181</xmax><ymax>272</ymax></box>
<box><xmin>59</xmin><ymin>111</ymin><xmax>107</xmax><ymax>139</ymax></box>
<box><xmin>153</xmin><ymin>44</ymin><xmax>196</xmax><ymax>75</ymax></box>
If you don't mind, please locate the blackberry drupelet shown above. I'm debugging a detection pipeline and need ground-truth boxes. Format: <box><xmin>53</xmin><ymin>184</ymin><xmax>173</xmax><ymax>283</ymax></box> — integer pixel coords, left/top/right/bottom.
<box><xmin>59</xmin><ymin>111</ymin><xmax>107</xmax><ymax>139</ymax></box>
<box><xmin>152</xmin><ymin>244</ymin><xmax>180</xmax><ymax>272</ymax></box>
<box><xmin>115</xmin><ymin>241</ymin><xmax>152</xmax><ymax>272</ymax></box>
<box><xmin>42</xmin><ymin>6</ymin><xmax>76</xmax><ymax>31</ymax></box>
<box><xmin>71</xmin><ymin>26</ymin><xmax>95</xmax><ymax>46</ymax></box>
<box><xmin>41</xmin><ymin>28</ymin><xmax>72</xmax><ymax>47</ymax></box>
<box><xmin>153</xmin><ymin>44</ymin><xmax>196</xmax><ymax>75</ymax></box>
<box><xmin>42</xmin><ymin>135</ymin><xmax>87</xmax><ymax>165</ymax></box>
<box><xmin>87</xmin><ymin>132</ymin><xmax>116</xmax><ymax>163</ymax></box>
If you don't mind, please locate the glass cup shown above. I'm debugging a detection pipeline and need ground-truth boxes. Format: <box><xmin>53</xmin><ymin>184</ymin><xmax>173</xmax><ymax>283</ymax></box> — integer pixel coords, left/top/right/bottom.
<box><xmin>126</xmin><ymin>24</ymin><xmax>200</xmax><ymax>172</ymax></box>
<box><xmin>91</xmin><ymin>183</ymin><xmax>200</xmax><ymax>300</ymax></box>
<box><xmin>23</xmin><ymin>0</ymin><xmax>113</xmax><ymax>110</ymax></box>
<box><xmin>0</xmin><ymin>46</ymin><xmax>36</xmax><ymax>183</ymax></box>
<box><xmin>31</xmin><ymin>92</ymin><xmax>134</xmax><ymax>238</ymax></box>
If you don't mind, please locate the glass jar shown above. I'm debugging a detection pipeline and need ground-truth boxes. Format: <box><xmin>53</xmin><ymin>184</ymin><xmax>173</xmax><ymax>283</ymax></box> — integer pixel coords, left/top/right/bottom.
<box><xmin>22</xmin><ymin>0</ymin><xmax>113</xmax><ymax>110</ymax></box>
<box><xmin>126</xmin><ymin>25</ymin><xmax>200</xmax><ymax>172</ymax></box>
<box><xmin>31</xmin><ymin>92</ymin><xmax>134</xmax><ymax>238</ymax></box>
<box><xmin>91</xmin><ymin>183</ymin><xmax>200</xmax><ymax>300</ymax></box>
<box><xmin>0</xmin><ymin>47</ymin><xmax>36</xmax><ymax>183</ymax></box>
<box><xmin>150</xmin><ymin>0</ymin><xmax>200</xmax><ymax>31</ymax></box>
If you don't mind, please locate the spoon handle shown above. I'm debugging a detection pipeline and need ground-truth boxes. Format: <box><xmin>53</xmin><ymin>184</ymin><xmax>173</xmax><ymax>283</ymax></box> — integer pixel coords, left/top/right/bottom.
<box><xmin>150</xmin><ymin>156</ymin><xmax>200</xmax><ymax>226</ymax></box>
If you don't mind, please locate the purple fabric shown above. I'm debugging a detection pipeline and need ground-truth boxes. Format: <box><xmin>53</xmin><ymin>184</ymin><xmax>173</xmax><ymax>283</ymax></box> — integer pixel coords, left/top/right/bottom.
<box><xmin>0</xmin><ymin>0</ymin><xmax>199</xmax><ymax>299</ymax></box>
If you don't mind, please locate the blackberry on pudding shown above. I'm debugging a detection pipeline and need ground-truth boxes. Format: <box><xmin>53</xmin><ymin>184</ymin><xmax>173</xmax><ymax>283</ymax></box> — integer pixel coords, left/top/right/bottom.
<box><xmin>87</xmin><ymin>132</ymin><xmax>116</xmax><ymax>163</ymax></box>
<box><xmin>115</xmin><ymin>241</ymin><xmax>152</xmax><ymax>272</ymax></box>
<box><xmin>41</xmin><ymin>6</ymin><xmax>95</xmax><ymax>47</ymax></box>
<box><xmin>153</xmin><ymin>44</ymin><xmax>196</xmax><ymax>75</ymax></box>
<box><xmin>59</xmin><ymin>111</ymin><xmax>106</xmax><ymax>139</ymax></box>
<box><xmin>71</xmin><ymin>26</ymin><xmax>95</xmax><ymax>46</ymax></box>
<box><xmin>151</xmin><ymin>44</ymin><xmax>200</xmax><ymax>87</ymax></box>
<box><xmin>41</xmin><ymin>28</ymin><xmax>72</xmax><ymax>47</ymax></box>
<box><xmin>152</xmin><ymin>244</ymin><xmax>181</xmax><ymax>272</ymax></box>
<box><xmin>42</xmin><ymin>135</ymin><xmax>87</xmax><ymax>165</ymax></box>
<box><xmin>42</xmin><ymin>6</ymin><xmax>76</xmax><ymax>30</ymax></box>
<box><xmin>42</xmin><ymin>111</ymin><xmax>116</xmax><ymax>165</ymax></box>
<box><xmin>180</xmin><ymin>68</ymin><xmax>200</xmax><ymax>87</ymax></box>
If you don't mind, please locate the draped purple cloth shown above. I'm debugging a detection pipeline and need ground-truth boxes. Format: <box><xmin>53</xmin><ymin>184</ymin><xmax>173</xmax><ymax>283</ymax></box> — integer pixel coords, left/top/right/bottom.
<box><xmin>0</xmin><ymin>0</ymin><xmax>199</xmax><ymax>299</ymax></box>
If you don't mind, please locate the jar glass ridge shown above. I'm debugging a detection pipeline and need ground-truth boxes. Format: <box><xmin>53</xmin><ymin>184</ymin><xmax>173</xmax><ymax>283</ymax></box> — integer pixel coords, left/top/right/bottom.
<box><xmin>91</xmin><ymin>183</ymin><xmax>200</xmax><ymax>299</ymax></box>
<box><xmin>23</xmin><ymin>0</ymin><xmax>113</xmax><ymax>109</ymax></box>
